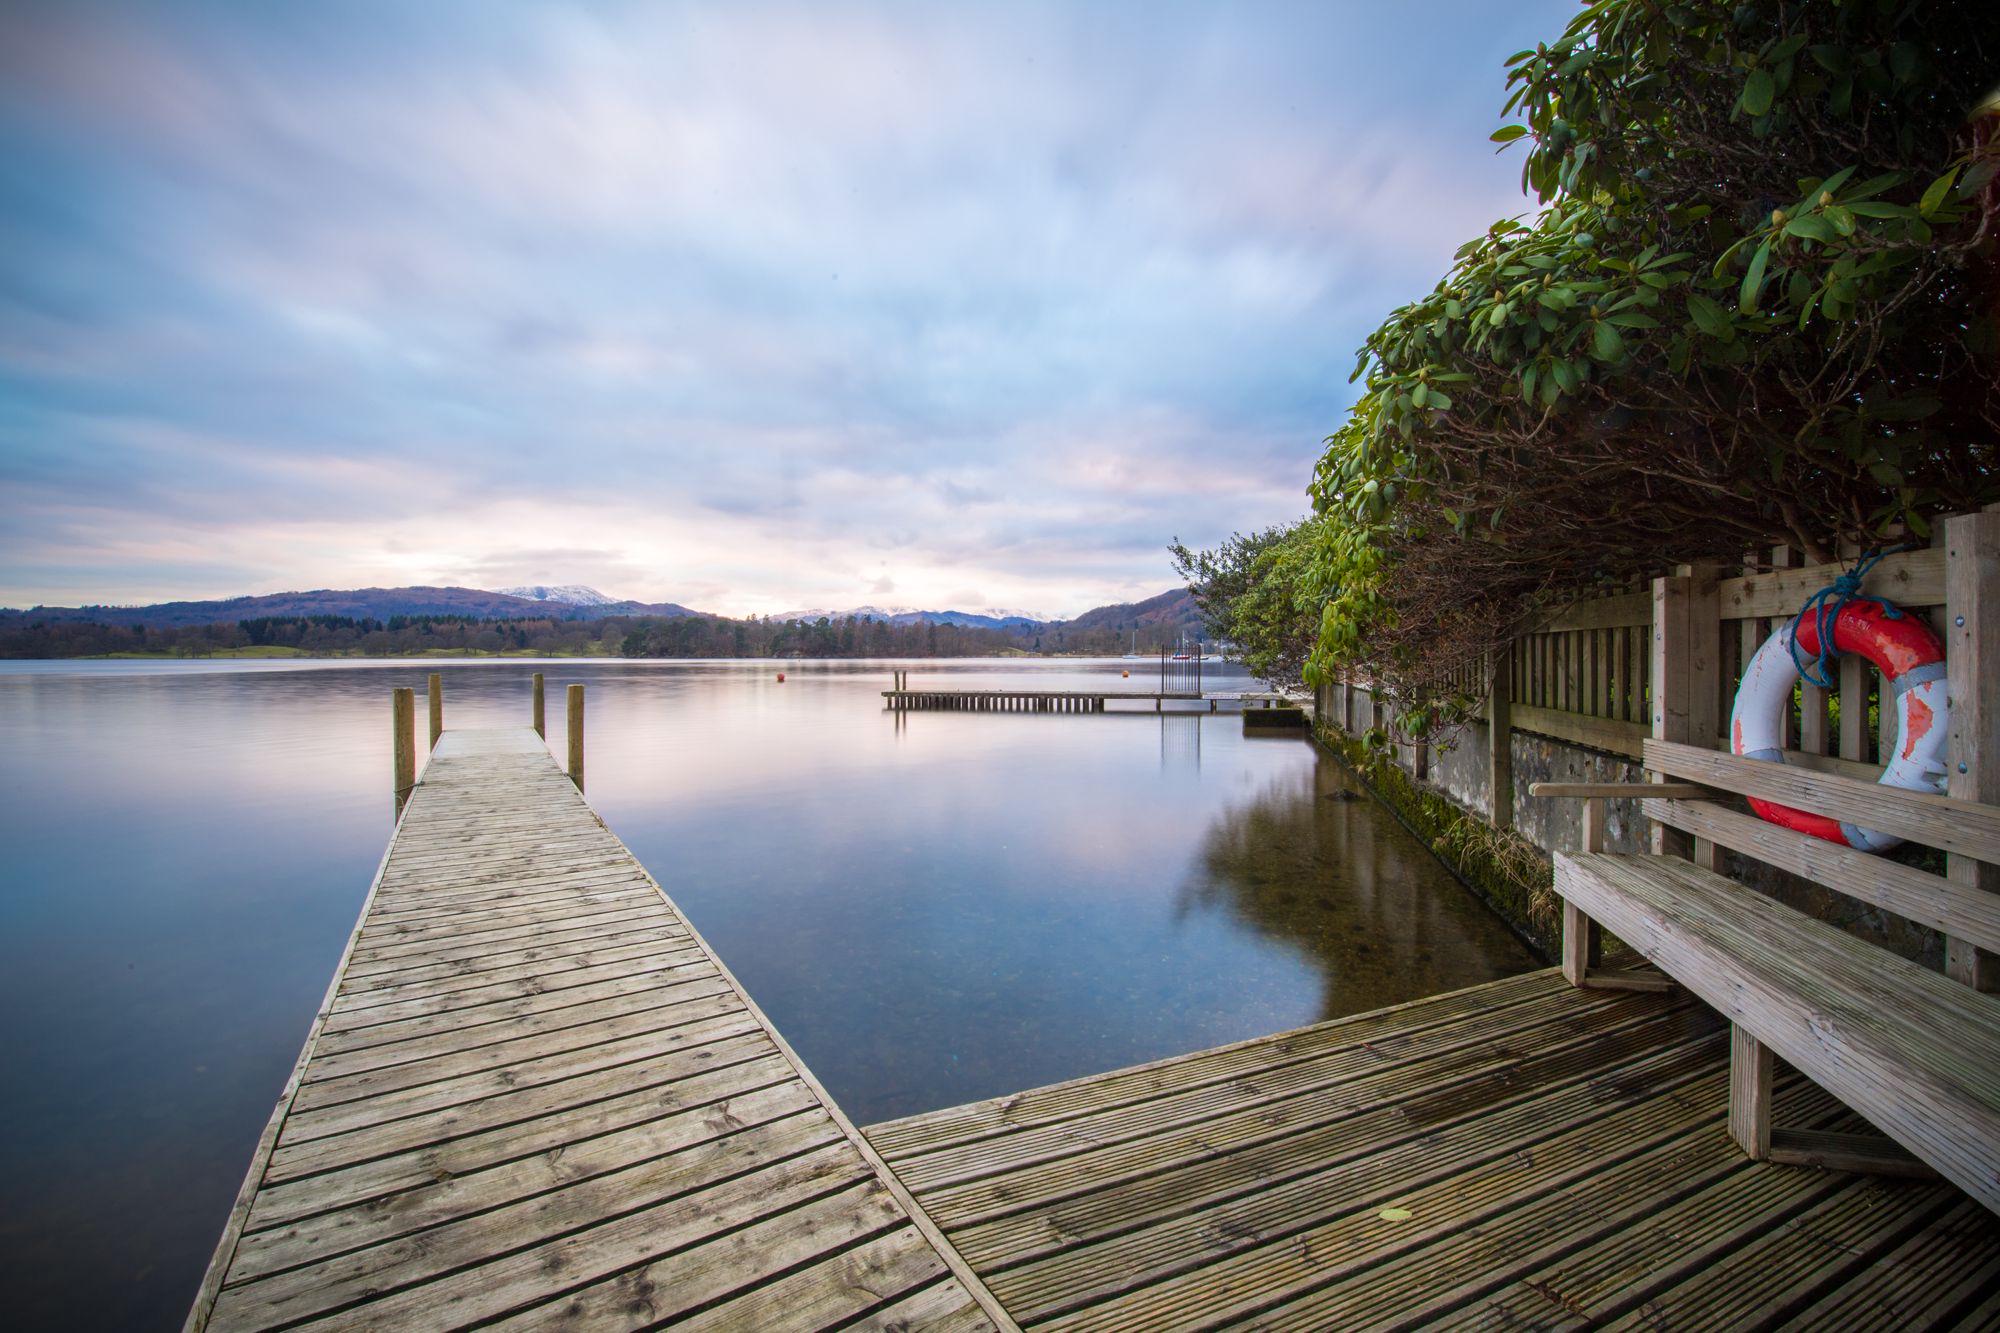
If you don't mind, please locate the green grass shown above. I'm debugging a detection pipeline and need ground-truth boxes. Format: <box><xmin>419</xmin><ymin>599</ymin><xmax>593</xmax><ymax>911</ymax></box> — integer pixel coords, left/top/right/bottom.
<box><xmin>92</xmin><ymin>644</ymin><xmax>315</xmax><ymax>659</ymax></box>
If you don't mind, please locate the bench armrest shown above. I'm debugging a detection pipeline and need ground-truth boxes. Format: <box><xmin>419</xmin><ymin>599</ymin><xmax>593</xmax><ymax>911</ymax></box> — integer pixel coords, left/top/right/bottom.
<box><xmin>1531</xmin><ymin>781</ymin><xmax>1709</xmax><ymax>855</ymax></box>
<box><xmin>1530</xmin><ymin>782</ymin><xmax>1710</xmax><ymax>800</ymax></box>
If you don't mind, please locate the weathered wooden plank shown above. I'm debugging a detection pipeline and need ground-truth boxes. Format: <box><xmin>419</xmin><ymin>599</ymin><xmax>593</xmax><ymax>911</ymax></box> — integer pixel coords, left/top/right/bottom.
<box><xmin>887</xmin><ymin>989</ymin><xmax>1664</xmax><ymax>1199</ymax></box>
<box><xmin>191</xmin><ymin>728</ymin><xmax>1008</xmax><ymax>1332</ymax></box>
<box><xmin>1510</xmin><ymin>703</ymin><xmax>1646</xmax><ymax>758</ymax></box>
<box><xmin>910</xmin><ymin>1003</ymin><xmax>1711</xmax><ymax>1232</ymax></box>
<box><xmin>1236</xmin><ymin>1103</ymin><xmax>1856</xmax><ymax>1331</ymax></box>
<box><xmin>1771</xmin><ymin>1198</ymin><xmax>2000</xmax><ymax>1331</ymax></box>
<box><xmin>317</xmin><ymin>946</ymin><xmax>711</xmax><ymax>1033</ymax></box>
<box><xmin>866</xmin><ymin>972</ymin><xmax>1566</xmax><ymax>1160</ymax></box>
<box><xmin>1729</xmin><ymin>1025</ymin><xmax>1772</xmax><ymax>1158</ymax></box>
<box><xmin>1595</xmin><ymin>1179</ymin><xmax>1958</xmax><ymax>1331</ymax></box>
<box><xmin>670</xmin><ymin>1228</ymin><xmax>962</xmax><ymax>1333</ymax></box>
<box><xmin>946</xmin><ymin>1025</ymin><xmax>1723</xmax><ymax>1282</ymax></box>
<box><xmin>1946</xmin><ymin>510</ymin><xmax>2000</xmax><ymax>991</ymax></box>
<box><xmin>259</xmin><ymin>1035</ymin><xmax>786</xmax><ymax>1194</ymax></box>
<box><xmin>1555</xmin><ymin>851</ymin><xmax>2000</xmax><ymax>1212</ymax></box>
<box><xmin>1031</xmin><ymin>1048</ymin><xmax>1739</xmax><ymax>1330</ymax></box>
<box><xmin>1644</xmin><ymin>739</ymin><xmax>2000</xmax><ymax>864</ymax></box>
<box><xmin>1642</xmin><ymin>796</ymin><xmax>2000</xmax><ymax>952</ymax></box>
<box><xmin>1529</xmin><ymin>590</ymin><xmax>1653</xmax><ymax>635</ymax></box>
<box><xmin>282</xmin><ymin>998</ymin><xmax>758</xmax><ymax>1128</ymax></box>
<box><xmin>340</xmin><ymin>908</ymin><xmax>686</xmax><ymax>978</ymax></box>
<box><xmin>879</xmin><ymin>966</ymin><xmax>1991</xmax><ymax>1330</ymax></box>
<box><xmin>210</xmin><ymin>1120</ymin><xmax>855</xmax><ymax>1328</ymax></box>
<box><xmin>299</xmin><ymin>975</ymin><xmax>737</xmax><ymax>1080</ymax></box>
<box><xmin>1717</xmin><ymin>547</ymin><xmax>1944</xmax><ymax>620</ymax></box>
<box><xmin>334</xmin><ymin>923</ymin><xmax>694</xmax><ymax>999</ymax></box>
<box><xmin>1488</xmin><ymin>647</ymin><xmax>1514</xmax><ymax>828</ymax></box>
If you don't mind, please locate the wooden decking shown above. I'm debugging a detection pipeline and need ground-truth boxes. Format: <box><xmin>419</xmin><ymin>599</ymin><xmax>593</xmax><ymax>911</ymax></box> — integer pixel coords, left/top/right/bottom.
<box><xmin>865</xmin><ymin>969</ymin><xmax>2000</xmax><ymax>1331</ymax></box>
<box><xmin>190</xmin><ymin>720</ymin><xmax>1997</xmax><ymax>1329</ymax></box>
<box><xmin>187</xmin><ymin>728</ymin><xmax>1008</xmax><ymax>1332</ymax></box>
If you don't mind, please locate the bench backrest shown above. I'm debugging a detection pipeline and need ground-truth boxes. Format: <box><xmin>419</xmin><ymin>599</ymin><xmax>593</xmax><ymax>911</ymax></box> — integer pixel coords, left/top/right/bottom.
<box><xmin>1643</xmin><ymin>510</ymin><xmax>2000</xmax><ymax>986</ymax></box>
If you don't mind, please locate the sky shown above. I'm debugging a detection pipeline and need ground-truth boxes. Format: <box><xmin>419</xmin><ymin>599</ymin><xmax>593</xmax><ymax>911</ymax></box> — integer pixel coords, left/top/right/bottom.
<box><xmin>0</xmin><ymin>0</ymin><xmax>1571</xmax><ymax>618</ymax></box>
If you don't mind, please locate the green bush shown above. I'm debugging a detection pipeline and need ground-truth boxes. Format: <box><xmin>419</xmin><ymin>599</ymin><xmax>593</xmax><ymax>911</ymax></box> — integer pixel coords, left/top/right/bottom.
<box><xmin>1307</xmin><ymin>0</ymin><xmax>1998</xmax><ymax>724</ymax></box>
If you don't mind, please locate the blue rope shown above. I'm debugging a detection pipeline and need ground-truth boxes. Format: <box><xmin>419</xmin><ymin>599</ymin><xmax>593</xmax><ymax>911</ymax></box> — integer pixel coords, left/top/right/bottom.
<box><xmin>1787</xmin><ymin>546</ymin><xmax>1911</xmax><ymax>690</ymax></box>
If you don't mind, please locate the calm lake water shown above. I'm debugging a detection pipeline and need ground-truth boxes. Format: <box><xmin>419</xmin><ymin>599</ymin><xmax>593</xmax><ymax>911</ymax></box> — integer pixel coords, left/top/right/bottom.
<box><xmin>0</xmin><ymin>656</ymin><xmax>1536</xmax><ymax>1328</ymax></box>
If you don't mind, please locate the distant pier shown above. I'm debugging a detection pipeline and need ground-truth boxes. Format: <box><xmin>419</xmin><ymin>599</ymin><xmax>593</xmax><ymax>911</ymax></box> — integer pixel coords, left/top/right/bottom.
<box><xmin>881</xmin><ymin>677</ymin><xmax>1298</xmax><ymax>714</ymax></box>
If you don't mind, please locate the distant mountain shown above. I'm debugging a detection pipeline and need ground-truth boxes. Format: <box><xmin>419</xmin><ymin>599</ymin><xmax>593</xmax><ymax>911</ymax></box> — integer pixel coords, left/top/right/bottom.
<box><xmin>1061</xmin><ymin>588</ymin><xmax>1203</xmax><ymax>635</ymax></box>
<box><xmin>0</xmin><ymin>585</ymin><xmax>702</xmax><ymax>628</ymax></box>
<box><xmin>0</xmin><ymin>582</ymin><xmax>1198</xmax><ymax>641</ymax></box>
<box><xmin>772</xmin><ymin>604</ymin><xmax>1046</xmax><ymax>629</ymax></box>
<box><xmin>494</xmin><ymin>584</ymin><xmax>617</xmax><ymax>607</ymax></box>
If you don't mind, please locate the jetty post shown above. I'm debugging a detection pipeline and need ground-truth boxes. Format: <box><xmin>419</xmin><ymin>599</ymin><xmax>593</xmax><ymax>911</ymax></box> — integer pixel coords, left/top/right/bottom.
<box><xmin>566</xmin><ymin>683</ymin><xmax>585</xmax><ymax>791</ymax></box>
<box><xmin>391</xmin><ymin>686</ymin><xmax>416</xmax><ymax>819</ymax></box>
<box><xmin>427</xmin><ymin>672</ymin><xmax>443</xmax><ymax>749</ymax></box>
<box><xmin>531</xmin><ymin>671</ymin><xmax>545</xmax><ymax>737</ymax></box>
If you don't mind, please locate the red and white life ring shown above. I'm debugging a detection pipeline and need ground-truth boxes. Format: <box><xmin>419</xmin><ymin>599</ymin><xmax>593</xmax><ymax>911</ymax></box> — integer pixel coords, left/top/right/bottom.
<box><xmin>1729</xmin><ymin>601</ymin><xmax>1948</xmax><ymax>852</ymax></box>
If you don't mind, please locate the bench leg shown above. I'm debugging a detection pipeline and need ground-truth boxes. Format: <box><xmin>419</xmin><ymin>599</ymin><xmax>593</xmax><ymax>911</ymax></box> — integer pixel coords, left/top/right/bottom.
<box><xmin>1560</xmin><ymin>901</ymin><xmax>1673</xmax><ymax>991</ymax></box>
<box><xmin>1560</xmin><ymin>901</ymin><xmax>1599</xmax><ymax>987</ymax></box>
<box><xmin>1728</xmin><ymin>1027</ymin><xmax>1939</xmax><ymax>1179</ymax></box>
<box><xmin>1729</xmin><ymin>1026</ymin><xmax>1773</xmax><ymax>1160</ymax></box>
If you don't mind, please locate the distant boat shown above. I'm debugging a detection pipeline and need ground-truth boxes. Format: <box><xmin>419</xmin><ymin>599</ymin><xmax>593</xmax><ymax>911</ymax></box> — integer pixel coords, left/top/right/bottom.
<box><xmin>1122</xmin><ymin>629</ymin><xmax>1143</xmax><ymax>659</ymax></box>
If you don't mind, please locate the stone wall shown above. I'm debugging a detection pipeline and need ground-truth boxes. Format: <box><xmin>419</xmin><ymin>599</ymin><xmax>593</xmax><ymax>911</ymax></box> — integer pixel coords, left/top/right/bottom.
<box><xmin>1315</xmin><ymin>680</ymin><xmax>1943</xmax><ymax>969</ymax></box>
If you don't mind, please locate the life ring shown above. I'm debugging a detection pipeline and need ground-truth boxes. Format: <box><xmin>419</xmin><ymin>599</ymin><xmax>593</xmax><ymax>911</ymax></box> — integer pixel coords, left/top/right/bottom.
<box><xmin>1729</xmin><ymin>601</ymin><xmax>1948</xmax><ymax>851</ymax></box>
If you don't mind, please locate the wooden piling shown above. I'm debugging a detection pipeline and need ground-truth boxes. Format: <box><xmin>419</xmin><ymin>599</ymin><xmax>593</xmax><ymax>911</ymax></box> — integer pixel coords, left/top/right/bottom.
<box><xmin>1945</xmin><ymin>510</ymin><xmax>2000</xmax><ymax>990</ymax></box>
<box><xmin>532</xmin><ymin>672</ymin><xmax>545</xmax><ymax>738</ymax></box>
<box><xmin>392</xmin><ymin>687</ymin><xmax>416</xmax><ymax>820</ymax></box>
<box><xmin>1487</xmin><ymin>647</ymin><xmax>1513</xmax><ymax>829</ymax></box>
<box><xmin>566</xmin><ymin>684</ymin><xmax>585</xmax><ymax>792</ymax></box>
<box><xmin>427</xmin><ymin>672</ymin><xmax>443</xmax><ymax>749</ymax></box>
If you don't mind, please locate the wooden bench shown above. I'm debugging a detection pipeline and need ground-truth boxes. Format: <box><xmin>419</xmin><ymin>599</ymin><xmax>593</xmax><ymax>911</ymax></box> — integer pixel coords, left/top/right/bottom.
<box><xmin>1532</xmin><ymin>514</ymin><xmax>2000</xmax><ymax>1217</ymax></box>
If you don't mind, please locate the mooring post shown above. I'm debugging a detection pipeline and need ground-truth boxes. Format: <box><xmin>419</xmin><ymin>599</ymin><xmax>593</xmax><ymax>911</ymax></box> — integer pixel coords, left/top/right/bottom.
<box><xmin>532</xmin><ymin>672</ymin><xmax>546</xmax><ymax>738</ymax></box>
<box><xmin>427</xmin><ymin>672</ymin><xmax>443</xmax><ymax>750</ymax></box>
<box><xmin>392</xmin><ymin>687</ymin><xmax>416</xmax><ymax>820</ymax></box>
<box><xmin>566</xmin><ymin>684</ymin><xmax>585</xmax><ymax>792</ymax></box>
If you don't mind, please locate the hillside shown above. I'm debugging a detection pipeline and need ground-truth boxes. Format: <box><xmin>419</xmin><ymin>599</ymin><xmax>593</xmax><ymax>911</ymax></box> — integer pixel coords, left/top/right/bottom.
<box><xmin>0</xmin><ymin>585</ymin><xmax>701</xmax><ymax>628</ymax></box>
<box><xmin>1060</xmin><ymin>587</ymin><xmax>1202</xmax><ymax>634</ymax></box>
<box><xmin>0</xmin><ymin>581</ymin><xmax>1208</xmax><ymax>658</ymax></box>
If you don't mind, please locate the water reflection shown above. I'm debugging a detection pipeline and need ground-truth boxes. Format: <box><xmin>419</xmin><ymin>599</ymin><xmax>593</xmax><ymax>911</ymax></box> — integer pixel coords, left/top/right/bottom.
<box><xmin>1184</xmin><ymin>759</ymin><xmax>1532</xmax><ymax>1022</ymax></box>
<box><xmin>1160</xmin><ymin>711</ymin><xmax>1202</xmax><ymax>771</ymax></box>
<box><xmin>0</xmin><ymin>658</ymin><xmax>1535</xmax><ymax>1329</ymax></box>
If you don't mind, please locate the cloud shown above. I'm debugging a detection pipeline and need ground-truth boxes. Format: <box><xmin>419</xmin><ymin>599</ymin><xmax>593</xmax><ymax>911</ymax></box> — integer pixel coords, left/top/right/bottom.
<box><xmin>0</xmin><ymin>0</ymin><xmax>1574</xmax><ymax>615</ymax></box>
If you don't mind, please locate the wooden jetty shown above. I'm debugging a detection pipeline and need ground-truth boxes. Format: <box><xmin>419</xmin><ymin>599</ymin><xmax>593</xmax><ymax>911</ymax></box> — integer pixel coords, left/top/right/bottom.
<box><xmin>867</xmin><ymin>969</ymin><xmax>2000</xmax><ymax>1330</ymax></box>
<box><xmin>186</xmin><ymin>719</ymin><xmax>1011</xmax><ymax>1332</ymax></box>
<box><xmin>191</xmin><ymin>664</ymin><xmax>1998</xmax><ymax>1330</ymax></box>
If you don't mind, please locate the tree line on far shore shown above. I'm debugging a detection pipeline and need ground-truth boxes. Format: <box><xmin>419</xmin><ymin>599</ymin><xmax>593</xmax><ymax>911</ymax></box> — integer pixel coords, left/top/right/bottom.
<box><xmin>0</xmin><ymin>611</ymin><xmax>1182</xmax><ymax>659</ymax></box>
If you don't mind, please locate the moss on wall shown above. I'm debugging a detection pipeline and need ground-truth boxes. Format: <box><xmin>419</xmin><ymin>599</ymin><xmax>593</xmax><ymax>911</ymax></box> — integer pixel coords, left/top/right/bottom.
<box><xmin>1315</xmin><ymin>720</ymin><xmax>1557</xmax><ymax>960</ymax></box>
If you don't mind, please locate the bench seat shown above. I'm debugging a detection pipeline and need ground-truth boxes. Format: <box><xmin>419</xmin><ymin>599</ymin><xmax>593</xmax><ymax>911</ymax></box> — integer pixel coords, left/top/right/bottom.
<box><xmin>1554</xmin><ymin>849</ymin><xmax>2000</xmax><ymax>1213</ymax></box>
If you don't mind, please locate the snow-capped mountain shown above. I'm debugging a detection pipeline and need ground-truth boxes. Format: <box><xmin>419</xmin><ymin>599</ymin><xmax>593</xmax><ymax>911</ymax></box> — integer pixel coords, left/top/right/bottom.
<box><xmin>772</xmin><ymin>604</ymin><xmax>1046</xmax><ymax>629</ymax></box>
<box><xmin>494</xmin><ymin>585</ymin><xmax>618</xmax><ymax>607</ymax></box>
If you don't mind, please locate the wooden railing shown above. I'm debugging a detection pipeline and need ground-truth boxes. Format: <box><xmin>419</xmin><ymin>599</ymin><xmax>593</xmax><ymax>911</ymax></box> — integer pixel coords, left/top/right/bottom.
<box><xmin>1319</xmin><ymin>528</ymin><xmax>1971</xmax><ymax>845</ymax></box>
